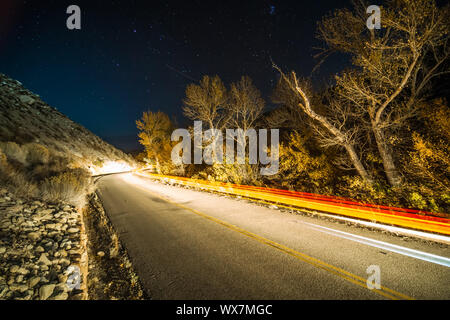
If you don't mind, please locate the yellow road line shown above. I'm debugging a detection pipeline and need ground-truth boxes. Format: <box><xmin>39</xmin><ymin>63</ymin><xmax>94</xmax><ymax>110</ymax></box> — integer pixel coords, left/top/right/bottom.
<box><xmin>132</xmin><ymin>180</ymin><xmax>414</xmax><ymax>300</ymax></box>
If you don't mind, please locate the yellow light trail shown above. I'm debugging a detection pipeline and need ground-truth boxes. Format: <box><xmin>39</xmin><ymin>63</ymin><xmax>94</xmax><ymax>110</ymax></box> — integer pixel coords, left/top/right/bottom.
<box><xmin>136</xmin><ymin>170</ymin><xmax>450</xmax><ymax>236</ymax></box>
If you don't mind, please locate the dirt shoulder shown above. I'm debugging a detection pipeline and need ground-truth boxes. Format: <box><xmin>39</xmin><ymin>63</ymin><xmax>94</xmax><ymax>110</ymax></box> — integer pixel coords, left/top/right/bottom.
<box><xmin>84</xmin><ymin>193</ymin><xmax>148</xmax><ymax>300</ymax></box>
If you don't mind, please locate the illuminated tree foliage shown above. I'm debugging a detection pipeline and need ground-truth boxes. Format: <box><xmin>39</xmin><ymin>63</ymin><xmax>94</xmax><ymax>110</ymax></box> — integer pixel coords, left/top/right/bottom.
<box><xmin>136</xmin><ymin>111</ymin><xmax>175</xmax><ymax>173</ymax></box>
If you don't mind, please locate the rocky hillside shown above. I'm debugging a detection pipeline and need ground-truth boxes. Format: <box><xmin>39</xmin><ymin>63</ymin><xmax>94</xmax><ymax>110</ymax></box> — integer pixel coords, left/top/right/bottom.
<box><xmin>0</xmin><ymin>74</ymin><xmax>141</xmax><ymax>300</ymax></box>
<box><xmin>0</xmin><ymin>73</ymin><xmax>134</xmax><ymax>169</ymax></box>
<box><xmin>0</xmin><ymin>188</ymin><xmax>85</xmax><ymax>300</ymax></box>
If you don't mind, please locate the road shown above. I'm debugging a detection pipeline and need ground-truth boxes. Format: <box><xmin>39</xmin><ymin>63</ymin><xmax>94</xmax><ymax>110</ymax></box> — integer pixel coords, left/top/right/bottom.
<box><xmin>95</xmin><ymin>173</ymin><xmax>450</xmax><ymax>300</ymax></box>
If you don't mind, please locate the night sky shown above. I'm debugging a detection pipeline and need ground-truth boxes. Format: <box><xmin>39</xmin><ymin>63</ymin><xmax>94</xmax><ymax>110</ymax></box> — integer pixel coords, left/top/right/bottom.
<box><xmin>0</xmin><ymin>0</ymin><xmax>355</xmax><ymax>151</ymax></box>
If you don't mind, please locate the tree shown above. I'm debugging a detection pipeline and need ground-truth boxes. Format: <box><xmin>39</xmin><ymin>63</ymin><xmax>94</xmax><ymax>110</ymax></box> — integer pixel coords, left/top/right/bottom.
<box><xmin>136</xmin><ymin>111</ymin><xmax>174</xmax><ymax>172</ymax></box>
<box><xmin>225</xmin><ymin>76</ymin><xmax>265</xmax><ymax>182</ymax></box>
<box><xmin>182</xmin><ymin>75</ymin><xmax>266</xmax><ymax>182</ymax></box>
<box><xmin>317</xmin><ymin>0</ymin><xmax>450</xmax><ymax>186</ymax></box>
<box><xmin>273</xmin><ymin>65</ymin><xmax>374</xmax><ymax>184</ymax></box>
<box><xmin>228</xmin><ymin>76</ymin><xmax>265</xmax><ymax>131</ymax></box>
<box><xmin>183</xmin><ymin>75</ymin><xmax>229</xmax><ymax>130</ymax></box>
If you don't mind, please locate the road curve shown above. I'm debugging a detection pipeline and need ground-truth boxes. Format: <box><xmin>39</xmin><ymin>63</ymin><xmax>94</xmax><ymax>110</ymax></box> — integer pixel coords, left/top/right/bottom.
<box><xmin>95</xmin><ymin>173</ymin><xmax>450</xmax><ymax>300</ymax></box>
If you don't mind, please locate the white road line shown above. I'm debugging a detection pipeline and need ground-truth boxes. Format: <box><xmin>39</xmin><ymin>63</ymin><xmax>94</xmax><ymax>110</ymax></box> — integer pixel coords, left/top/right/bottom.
<box><xmin>303</xmin><ymin>222</ymin><xmax>450</xmax><ymax>267</ymax></box>
<box><xmin>306</xmin><ymin>211</ymin><xmax>450</xmax><ymax>244</ymax></box>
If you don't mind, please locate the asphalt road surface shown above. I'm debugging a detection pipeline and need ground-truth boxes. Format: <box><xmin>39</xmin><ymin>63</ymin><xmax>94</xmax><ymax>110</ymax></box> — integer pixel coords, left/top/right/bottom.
<box><xmin>95</xmin><ymin>173</ymin><xmax>450</xmax><ymax>300</ymax></box>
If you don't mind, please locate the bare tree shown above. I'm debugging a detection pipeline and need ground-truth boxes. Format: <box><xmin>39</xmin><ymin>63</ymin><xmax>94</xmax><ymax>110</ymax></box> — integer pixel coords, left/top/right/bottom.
<box><xmin>228</xmin><ymin>76</ymin><xmax>264</xmax><ymax>131</ymax></box>
<box><xmin>226</xmin><ymin>76</ymin><xmax>265</xmax><ymax>178</ymax></box>
<box><xmin>317</xmin><ymin>0</ymin><xmax>450</xmax><ymax>186</ymax></box>
<box><xmin>273</xmin><ymin>65</ymin><xmax>373</xmax><ymax>184</ymax></box>
<box><xmin>183</xmin><ymin>75</ymin><xmax>229</xmax><ymax>130</ymax></box>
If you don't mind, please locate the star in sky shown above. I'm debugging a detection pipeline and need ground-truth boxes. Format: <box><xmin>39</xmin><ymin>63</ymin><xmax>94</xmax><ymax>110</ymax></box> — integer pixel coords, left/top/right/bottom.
<box><xmin>269</xmin><ymin>5</ymin><xmax>276</xmax><ymax>15</ymax></box>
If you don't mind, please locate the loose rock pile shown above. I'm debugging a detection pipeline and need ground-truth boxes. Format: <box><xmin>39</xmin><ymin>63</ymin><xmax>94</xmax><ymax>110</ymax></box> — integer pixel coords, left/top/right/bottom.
<box><xmin>0</xmin><ymin>188</ymin><xmax>84</xmax><ymax>300</ymax></box>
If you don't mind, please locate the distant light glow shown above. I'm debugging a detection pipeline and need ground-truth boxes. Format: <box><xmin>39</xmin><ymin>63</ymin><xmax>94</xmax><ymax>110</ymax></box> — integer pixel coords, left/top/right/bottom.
<box><xmin>90</xmin><ymin>161</ymin><xmax>133</xmax><ymax>175</ymax></box>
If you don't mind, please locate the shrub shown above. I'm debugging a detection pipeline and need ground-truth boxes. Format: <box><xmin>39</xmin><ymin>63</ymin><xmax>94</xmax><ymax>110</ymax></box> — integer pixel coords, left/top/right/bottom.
<box><xmin>208</xmin><ymin>159</ymin><xmax>261</xmax><ymax>186</ymax></box>
<box><xmin>0</xmin><ymin>149</ymin><xmax>6</xmax><ymax>167</ymax></box>
<box><xmin>6</xmin><ymin>167</ymin><xmax>38</xmax><ymax>198</ymax></box>
<box><xmin>40</xmin><ymin>168</ymin><xmax>93</xmax><ymax>208</ymax></box>
<box><xmin>338</xmin><ymin>176</ymin><xmax>387</xmax><ymax>203</ymax></box>
<box><xmin>0</xmin><ymin>141</ymin><xmax>27</xmax><ymax>164</ymax></box>
<box><xmin>277</xmin><ymin>131</ymin><xmax>334</xmax><ymax>191</ymax></box>
<box><xmin>0</xmin><ymin>154</ymin><xmax>38</xmax><ymax>198</ymax></box>
<box><xmin>29</xmin><ymin>154</ymin><xmax>70</xmax><ymax>181</ymax></box>
<box><xmin>25</xmin><ymin>143</ymin><xmax>50</xmax><ymax>165</ymax></box>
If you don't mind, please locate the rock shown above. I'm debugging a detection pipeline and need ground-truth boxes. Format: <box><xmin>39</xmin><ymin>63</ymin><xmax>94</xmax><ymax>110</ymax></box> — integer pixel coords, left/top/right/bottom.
<box><xmin>55</xmin><ymin>283</ymin><xmax>69</xmax><ymax>293</ymax></box>
<box><xmin>97</xmin><ymin>251</ymin><xmax>105</xmax><ymax>257</ymax></box>
<box><xmin>58</xmin><ymin>258</ymin><xmax>70</xmax><ymax>267</ymax></box>
<box><xmin>68</xmin><ymin>249</ymin><xmax>80</xmax><ymax>255</ymax></box>
<box><xmin>36</xmin><ymin>208</ymin><xmax>54</xmax><ymax>215</ymax></box>
<box><xmin>67</xmin><ymin>227</ymin><xmax>79</xmax><ymax>234</ymax></box>
<box><xmin>10</xmin><ymin>265</ymin><xmax>19</xmax><ymax>273</ymax></box>
<box><xmin>35</xmin><ymin>246</ymin><xmax>45</xmax><ymax>253</ymax></box>
<box><xmin>40</xmin><ymin>265</ymin><xmax>49</xmax><ymax>271</ymax></box>
<box><xmin>45</xmin><ymin>223</ymin><xmax>59</xmax><ymax>230</ymax></box>
<box><xmin>0</xmin><ymin>285</ymin><xmax>9</xmax><ymax>298</ymax></box>
<box><xmin>51</xmin><ymin>292</ymin><xmax>68</xmax><ymax>300</ymax></box>
<box><xmin>47</xmin><ymin>231</ymin><xmax>59</xmax><ymax>238</ymax></box>
<box><xmin>19</xmin><ymin>95</ymin><xmax>35</xmax><ymax>105</ymax></box>
<box><xmin>47</xmin><ymin>270</ymin><xmax>59</xmax><ymax>282</ymax></box>
<box><xmin>58</xmin><ymin>274</ymin><xmax>68</xmax><ymax>284</ymax></box>
<box><xmin>9</xmin><ymin>284</ymin><xmax>28</xmax><ymax>293</ymax></box>
<box><xmin>8</xmin><ymin>205</ymin><xmax>23</xmax><ymax>213</ymax></box>
<box><xmin>27</xmin><ymin>232</ymin><xmax>41</xmax><ymax>241</ymax></box>
<box><xmin>28</xmin><ymin>276</ymin><xmax>41</xmax><ymax>288</ymax></box>
<box><xmin>58</xmin><ymin>250</ymin><xmax>68</xmax><ymax>257</ymax></box>
<box><xmin>37</xmin><ymin>253</ymin><xmax>52</xmax><ymax>266</ymax></box>
<box><xmin>8</xmin><ymin>249</ymin><xmax>22</xmax><ymax>256</ymax></box>
<box><xmin>17</xmin><ymin>267</ymin><xmax>29</xmax><ymax>275</ymax></box>
<box><xmin>39</xmin><ymin>284</ymin><xmax>55</xmax><ymax>300</ymax></box>
<box><xmin>43</xmin><ymin>241</ymin><xmax>53</xmax><ymax>248</ymax></box>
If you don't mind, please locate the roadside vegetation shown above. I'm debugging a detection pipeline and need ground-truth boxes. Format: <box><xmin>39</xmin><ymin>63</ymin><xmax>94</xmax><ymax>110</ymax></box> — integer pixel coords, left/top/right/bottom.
<box><xmin>0</xmin><ymin>71</ymin><xmax>136</xmax><ymax>207</ymax></box>
<box><xmin>0</xmin><ymin>142</ymin><xmax>93</xmax><ymax>208</ymax></box>
<box><xmin>136</xmin><ymin>0</ymin><xmax>450</xmax><ymax>216</ymax></box>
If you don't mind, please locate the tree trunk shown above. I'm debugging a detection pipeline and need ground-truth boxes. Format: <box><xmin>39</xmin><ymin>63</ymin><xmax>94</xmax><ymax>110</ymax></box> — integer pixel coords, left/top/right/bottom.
<box><xmin>372</xmin><ymin>124</ymin><xmax>402</xmax><ymax>187</ymax></box>
<box><xmin>343</xmin><ymin>143</ymin><xmax>373</xmax><ymax>185</ymax></box>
